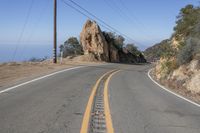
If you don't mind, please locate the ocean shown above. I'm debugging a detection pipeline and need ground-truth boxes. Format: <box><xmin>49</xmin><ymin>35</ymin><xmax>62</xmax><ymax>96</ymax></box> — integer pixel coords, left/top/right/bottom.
<box><xmin>0</xmin><ymin>44</ymin><xmax>55</xmax><ymax>63</ymax></box>
<box><xmin>0</xmin><ymin>44</ymin><xmax>149</xmax><ymax>63</ymax></box>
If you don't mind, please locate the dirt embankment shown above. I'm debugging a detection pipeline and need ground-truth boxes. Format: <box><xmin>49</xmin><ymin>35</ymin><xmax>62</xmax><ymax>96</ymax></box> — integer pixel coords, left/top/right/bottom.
<box><xmin>0</xmin><ymin>58</ymin><xmax>103</xmax><ymax>88</ymax></box>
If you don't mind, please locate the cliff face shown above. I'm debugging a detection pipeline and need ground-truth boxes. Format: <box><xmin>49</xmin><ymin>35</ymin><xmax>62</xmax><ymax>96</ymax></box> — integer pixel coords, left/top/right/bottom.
<box><xmin>80</xmin><ymin>20</ymin><xmax>146</xmax><ymax>63</ymax></box>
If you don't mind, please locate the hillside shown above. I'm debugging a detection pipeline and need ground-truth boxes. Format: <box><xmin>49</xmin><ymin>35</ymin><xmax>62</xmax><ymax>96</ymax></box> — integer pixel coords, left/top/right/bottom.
<box><xmin>144</xmin><ymin>39</ymin><xmax>170</xmax><ymax>62</ymax></box>
<box><xmin>151</xmin><ymin>4</ymin><xmax>200</xmax><ymax>102</ymax></box>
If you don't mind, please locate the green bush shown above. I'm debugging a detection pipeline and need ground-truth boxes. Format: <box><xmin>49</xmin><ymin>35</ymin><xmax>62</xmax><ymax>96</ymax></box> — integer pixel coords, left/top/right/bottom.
<box><xmin>161</xmin><ymin>59</ymin><xmax>178</xmax><ymax>75</ymax></box>
<box><xmin>60</xmin><ymin>37</ymin><xmax>83</xmax><ymax>57</ymax></box>
<box><xmin>29</xmin><ymin>56</ymin><xmax>48</xmax><ymax>62</ymax></box>
<box><xmin>174</xmin><ymin>5</ymin><xmax>200</xmax><ymax>38</ymax></box>
<box><xmin>161</xmin><ymin>44</ymin><xmax>177</xmax><ymax>58</ymax></box>
<box><xmin>177</xmin><ymin>37</ymin><xmax>200</xmax><ymax>65</ymax></box>
<box><xmin>177</xmin><ymin>43</ymin><xmax>193</xmax><ymax>65</ymax></box>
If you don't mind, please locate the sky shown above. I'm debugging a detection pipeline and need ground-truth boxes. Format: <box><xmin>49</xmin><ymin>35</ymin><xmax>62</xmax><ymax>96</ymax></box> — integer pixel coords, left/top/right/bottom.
<box><xmin>0</xmin><ymin>0</ymin><xmax>199</xmax><ymax>62</ymax></box>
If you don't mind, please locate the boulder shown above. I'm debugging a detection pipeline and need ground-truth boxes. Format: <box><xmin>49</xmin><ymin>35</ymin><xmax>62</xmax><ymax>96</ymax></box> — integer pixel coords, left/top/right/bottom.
<box><xmin>80</xmin><ymin>20</ymin><xmax>109</xmax><ymax>61</ymax></box>
<box><xmin>187</xmin><ymin>71</ymin><xmax>200</xmax><ymax>93</ymax></box>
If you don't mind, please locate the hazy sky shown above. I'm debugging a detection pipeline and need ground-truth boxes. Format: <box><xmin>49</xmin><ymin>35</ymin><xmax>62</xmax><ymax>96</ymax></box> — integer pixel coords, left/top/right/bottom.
<box><xmin>0</xmin><ymin>0</ymin><xmax>198</xmax><ymax>50</ymax></box>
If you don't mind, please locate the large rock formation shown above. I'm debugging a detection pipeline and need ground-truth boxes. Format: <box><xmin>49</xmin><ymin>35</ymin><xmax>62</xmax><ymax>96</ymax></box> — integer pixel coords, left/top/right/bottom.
<box><xmin>80</xmin><ymin>20</ymin><xmax>146</xmax><ymax>63</ymax></box>
<box><xmin>80</xmin><ymin>20</ymin><xmax>109</xmax><ymax>61</ymax></box>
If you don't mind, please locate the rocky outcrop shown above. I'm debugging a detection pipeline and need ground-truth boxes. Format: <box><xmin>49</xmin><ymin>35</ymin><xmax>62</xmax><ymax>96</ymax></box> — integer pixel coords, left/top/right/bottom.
<box><xmin>187</xmin><ymin>71</ymin><xmax>200</xmax><ymax>93</ymax></box>
<box><xmin>80</xmin><ymin>20</ymin><xmax>146</xmax><ymax>63</ymax></box>
<box><xmin>80</xmin><ymin>20</ymin><xmax>109</xmax><ymax>61</ymax></box>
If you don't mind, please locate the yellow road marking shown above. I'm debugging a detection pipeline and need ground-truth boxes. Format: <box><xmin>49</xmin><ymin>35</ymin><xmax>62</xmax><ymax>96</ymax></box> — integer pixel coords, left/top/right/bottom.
<box><xmin>80</xmin><ymin>69</ymin><xmax>116</xmax><ymax>133</ymax></box>
<box><xmin>104</xmin><ymin>70</ymin><xmax>120</xmax><ymax>133</ymax></box>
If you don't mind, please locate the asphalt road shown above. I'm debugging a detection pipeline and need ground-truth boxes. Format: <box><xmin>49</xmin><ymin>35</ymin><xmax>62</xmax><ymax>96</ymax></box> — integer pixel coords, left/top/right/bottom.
<box><xmin>0</xmin><ymin>63</ymin><xmax>200</xmax><ymax>133</ymax></box>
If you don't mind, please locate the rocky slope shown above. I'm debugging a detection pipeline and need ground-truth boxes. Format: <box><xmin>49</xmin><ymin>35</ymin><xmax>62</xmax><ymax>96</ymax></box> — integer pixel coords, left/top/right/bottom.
<box><xmin>80</xmin><ymin>20</ymin><xmax>146</xmax><ymax>63</ymax></box>
<box><xmin>148</xmin><ymin>4</ymin><xmax>200</xmax><ymax>101</ymax></box>
<box><xmin>144</xmin><ymin>39</ymin><xmax>170</xmax><ymax>62</ymax></box>
<box><xmin>153</xmin><ymin>40</ymin><xmax>200</xmax><ymax>94</ymax></box>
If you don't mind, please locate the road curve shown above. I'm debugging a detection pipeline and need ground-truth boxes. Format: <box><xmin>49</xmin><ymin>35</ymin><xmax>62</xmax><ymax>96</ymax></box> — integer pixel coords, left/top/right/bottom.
<box><xmin>0</xmin><ymin>65</ymin><xmax>113</xmax><ymax>133</ymax></box>
<box><xmin>109</xmin><ymin>64</ymin><xmax>200</xmax><ymax>133</ymax></box>
<box><xmin>0</xmin><ymin>63</ymin><xmax>200</xmax><ymax>133</ymax></box>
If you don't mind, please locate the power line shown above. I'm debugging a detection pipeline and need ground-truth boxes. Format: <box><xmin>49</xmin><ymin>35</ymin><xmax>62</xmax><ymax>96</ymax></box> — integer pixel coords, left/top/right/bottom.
<box><xmin>104</xmin><ymin>0</ymin><xmax>154</xmax><ymax>40</ymax></box>
<box><xmin>67</xmin><ymin>0</ymin><xmax>139</xmax><ymax>42</ymax></box>
<box><xmin>105</xmin><ymin>0</ymin><xmax>132</xmax><ymax>23</ymax></box>
<box><xmin>68</xmin><ymin>0</ymin><xmax>123</xmax><ymax>33</ymax></box>
<box><xmin>20</xmin><ymin>0</ymin><xmax>51</xmax><ymax>61</ymax></box>
<box><xmin>102</xmin><ymin>0</ymin><xmax>151</xmax><ymax>44</ymax></box>
<box><xmin>11</xmin><ymin>0</ymin><xmax>35</xmax><ymax>61</ymax></box>
<box><xmin>103</xmin><ymin>0</ymin><xmax>139</xmax><ymax>30</ymax></box>
<box><xmin>117</xmin><ymin>0</ymin><xmax>151</xmax><ymax>34</ymax></box>
<box><xmin>60</xmin><ymin>0</ymin><xmax>116</xmax><ymax>32</ymax></box>
<box><xmin>103</xmin><ymin>0</ymin><xmax>128</xmax><ymax>23</ymax></box>
<box><xmin>102</xmin><ymin>0</ymin><xmax>140</xmax><ymax>37</ymax></box>
<box><xmin>61</xmin><ymin>0</ymin><xmax>141</xmax><ymax>44</ymax></box>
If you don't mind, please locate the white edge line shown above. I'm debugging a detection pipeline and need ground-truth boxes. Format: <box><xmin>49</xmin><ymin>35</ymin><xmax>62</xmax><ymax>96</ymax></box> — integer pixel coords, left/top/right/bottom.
<box><xmin>0</xmin><ymin>66</ymin><xmax>84</xmax><ymax>94</ymax></box>
<box><xmin>148</xmin><ymin>68</ymin><xmax>200</xmax><ymax>108</ymax></box>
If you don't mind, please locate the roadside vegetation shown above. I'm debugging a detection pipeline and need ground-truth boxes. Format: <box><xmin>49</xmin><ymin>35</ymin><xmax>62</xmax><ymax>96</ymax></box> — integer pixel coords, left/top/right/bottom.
<box><xmin>146</xmin><ymin>4</ymin><xmax>200</xmax><ymax>101</ymax></box>
<box><xmin>103</xmin><ymin>32</ymin><xmax>141</xmax><ymax>54</ymax></box>
<box><xmin>28</xmin><ymin>56</ymin><xmax>48</xmax><ymax>62</ymax></box>
<box><xmin>145</xmin><ymin>4</ymin><xmax>200</xmax><ymax>69</ymax></box>
<box><xmin>59</xmin><ymin>37</ymin><xmax>83</xmax><ymax>57</ymax></box>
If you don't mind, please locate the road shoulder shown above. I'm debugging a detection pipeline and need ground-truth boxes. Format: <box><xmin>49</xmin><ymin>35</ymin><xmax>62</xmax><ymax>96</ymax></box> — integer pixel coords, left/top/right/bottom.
<box><xmin>0</xmin><ymin>61</ymin><xmax>103</xmax><ymax>91</ymax></box>
<box><xmin>148</xmin><ymin>69</ymin><xmax>200</xmax><ymax>107</ymax></box>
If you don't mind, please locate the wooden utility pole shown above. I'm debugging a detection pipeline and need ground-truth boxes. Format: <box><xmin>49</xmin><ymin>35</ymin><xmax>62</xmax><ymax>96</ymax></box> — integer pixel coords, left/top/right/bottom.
<box><xmin>53</xmin><ymin>0</ymin><xmax>57</xmax><ymax>63</ymax></box>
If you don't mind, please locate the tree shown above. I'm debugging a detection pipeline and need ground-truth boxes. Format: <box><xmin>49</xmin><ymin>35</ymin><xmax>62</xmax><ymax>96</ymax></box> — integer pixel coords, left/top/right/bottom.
<box><xmin>114</xmin><ymin>35</ymin><xmax>125</xmax><ymax>49</ymax></box>
<box><xmin>174</xmin><ymin>5</ymin><xmax>200</xmax><ymax>39</ymax></box>
<box><xmin>60</xmin><ymin>37</ymin><xmax>83</xmax><ymax>57</ymax></box>
<box><xmin>126</xmin><ymin>44</ymin><xmax>140</xmax><ymax>55</ymax></box>
<box><xmin>64</xmin><ymin>37</ymin><xmax>81</xmax><ymax>55</ymax></box>
<box><xmin>103</xmin><ymin>32</ymin><xmax>125</xmax><ymax>50</ymax></box>
<box><xmin>64</xmin><ymin>37</ymin><xmax>79</xmax><ymax>47</ymax></box>
<box><xmin>177</xmin><ymin>37</ymin><xmax>200</xmax><ymax>65</ymax></box>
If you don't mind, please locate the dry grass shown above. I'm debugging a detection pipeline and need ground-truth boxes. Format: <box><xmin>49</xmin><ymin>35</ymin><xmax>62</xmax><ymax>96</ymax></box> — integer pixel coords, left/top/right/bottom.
<box><xmin>0</xmin><ymin>58</ymin><xmax>103</xmax><ymax>88</ymax></box>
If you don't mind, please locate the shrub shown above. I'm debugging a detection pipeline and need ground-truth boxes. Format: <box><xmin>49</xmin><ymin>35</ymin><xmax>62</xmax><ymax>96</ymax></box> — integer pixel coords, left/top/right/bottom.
<box><xmin>103</xmin><ymin>32</ymin><xmax>125</xmax><ymax>50</ymax></box>
<box><xmin>161</xmin><ymin>44</ymin><xmax>176</xmax><ymax>58</ymax></box>
<box><xmin>177</xmin><ymin>43</ymin><xmax>193</xmax><ymax>65</ymax></box>
<box><xmin>60</xmin><ymin>37</ymin><xmax>83</xmax><ymax>57</ymax></box>
<box><xmin>161</xmin><ymin>59</ymin><xmax>178</xmax><ymax>75</ymax></box>
<box><xmin>177</xmin><ymin>37</ymin><xmax>200</xmax><ymax>65</ymax></box>
<box><xmin>29</xmin><ymin>56</ymin><xmax>48</xmax><ymax>62</ymax></box>
<box><xmin>126</xmin><ymin>44</ymin><xmax>140</xmax><ymax>56</ymax></box>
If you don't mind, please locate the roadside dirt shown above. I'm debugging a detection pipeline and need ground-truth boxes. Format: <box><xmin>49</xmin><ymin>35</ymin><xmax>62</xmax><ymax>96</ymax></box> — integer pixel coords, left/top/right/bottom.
<box><xmin>0</xmin><ymin>59</ymin><xmax>103</xmax><ymax>88</ymax></box>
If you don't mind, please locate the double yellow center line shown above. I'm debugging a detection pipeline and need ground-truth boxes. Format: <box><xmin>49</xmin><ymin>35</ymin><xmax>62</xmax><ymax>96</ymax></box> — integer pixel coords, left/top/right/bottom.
<box><xmin>80</xmin><ymin>69</ymin><xmax>120</xmax><ymax>133</ymax></box>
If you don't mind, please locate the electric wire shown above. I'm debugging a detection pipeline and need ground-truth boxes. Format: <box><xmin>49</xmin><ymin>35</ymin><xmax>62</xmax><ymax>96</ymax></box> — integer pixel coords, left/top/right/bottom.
<box><xmin>104</xmin><ymin>0</ymin><xmax>154</xmax><ymax>41</ymax></box>
<box><xmin>117</xmin><ymin>0</ymin><xmax>152</xmax><ymax>36</ymax></box>
<box><xmin>11</xmin><ymin>0</ymin><xmax>35</xmax><ymax>61</ymax></box>
<box><xmin>20</xmin><ymin>0</ymin><xmax>51</xmax><ymax>61</ymax></box>
<box><xmin>102</xmin><ymin>0</ymin><xmax>149</xmax><ymax>45</ymax></box>
<box><xmin>62</xmin><ymin>0</ymin><xmax>141</xmax><ymax>45</ymax></box>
